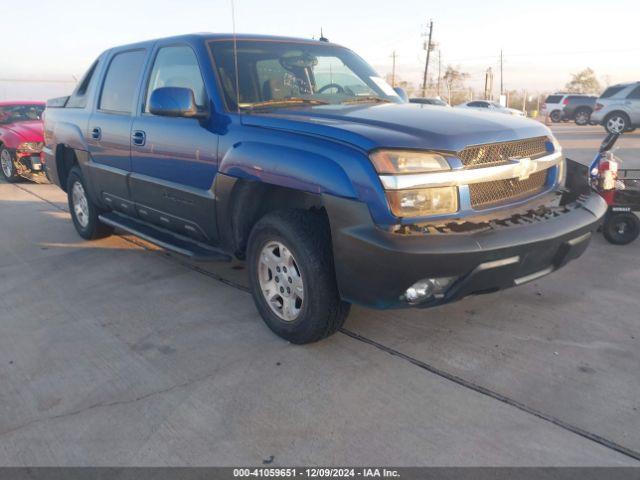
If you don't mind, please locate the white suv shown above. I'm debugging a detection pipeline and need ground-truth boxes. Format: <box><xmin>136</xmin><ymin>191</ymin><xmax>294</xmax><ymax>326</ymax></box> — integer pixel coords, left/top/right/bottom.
<box><xmin>540</xmin><ymin>93</ymin><xmax>569</xmax><ymax>123</ymax></box>
<box><xmin>591</xmin><ymin>82</ymin><xmax>640</xmax><ymax>134</ymax></box>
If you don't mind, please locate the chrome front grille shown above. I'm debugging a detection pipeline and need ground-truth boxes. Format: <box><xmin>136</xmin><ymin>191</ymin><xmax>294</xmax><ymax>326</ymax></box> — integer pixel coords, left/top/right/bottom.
<box><xmin>469</xmin><ymin>169</ymin><xmax>549</xmax><ymax>210</ymax></box>
<box><xmin>458</xmin><ymin>136</ymin><xmax>550</xmax><ymax>169</ymax></box>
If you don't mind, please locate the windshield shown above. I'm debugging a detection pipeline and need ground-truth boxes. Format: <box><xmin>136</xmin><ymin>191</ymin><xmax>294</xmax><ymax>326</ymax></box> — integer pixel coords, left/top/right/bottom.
<box><xmin>208</xmin><ymin>40</ymin><xmax>401</xmax><ymax>110</ymax></box>
<box><xmin>0</xmin><ymin>104</ymin><xmax>44</xmax><ymax>124</ymax></box>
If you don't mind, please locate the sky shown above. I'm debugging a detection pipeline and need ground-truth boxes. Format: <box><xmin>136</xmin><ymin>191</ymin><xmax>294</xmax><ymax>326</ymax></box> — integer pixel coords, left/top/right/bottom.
<box><xmin>1</xmin><ymin>0</ymin><xmax>638</xmax><ymax>100</ymax></box>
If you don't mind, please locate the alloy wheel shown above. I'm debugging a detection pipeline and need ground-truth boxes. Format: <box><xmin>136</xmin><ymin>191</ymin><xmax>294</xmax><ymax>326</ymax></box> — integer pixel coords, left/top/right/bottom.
<box><xmin>258</xmin><ymin>241</ymin><xmax>304</xmax><ymax>322</ymax></box>
<box><xmin>1</xmin><ymin>149</ymin><xmax>14</xmax><ymax>178</ymax></box>
<box><xmin>71</xmin><ymin>180</ymin><xmax>90</xmax><ymax>228</ymax></box>
<box><xmin>607</xmin><ymin>115</ymin><xmax>627</xmax><ymax>134</ymax></box>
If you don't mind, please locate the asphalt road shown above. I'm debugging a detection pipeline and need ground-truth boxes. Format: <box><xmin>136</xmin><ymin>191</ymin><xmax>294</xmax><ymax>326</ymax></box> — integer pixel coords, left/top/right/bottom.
<box><xmin>0</xmin><ymin>125</ymin><xmax>638</xmax><ymax>466</ymax></box>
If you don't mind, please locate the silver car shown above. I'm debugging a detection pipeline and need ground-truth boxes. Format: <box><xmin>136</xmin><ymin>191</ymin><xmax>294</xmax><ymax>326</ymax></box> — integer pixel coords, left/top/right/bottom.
<box><xmin>591</xmin><ymin>81</ymin><xmax>640</xmax><ymax>134</ymax></box>
<box><xmin>455</xmin><ymin>100</ymin><xmax>525</xmax><ymax>117</ymax></box>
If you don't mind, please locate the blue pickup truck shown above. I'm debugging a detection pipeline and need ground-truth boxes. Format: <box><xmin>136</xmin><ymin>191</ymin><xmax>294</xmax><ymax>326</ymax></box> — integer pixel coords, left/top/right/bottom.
<box><xmin>43</xmin><ymin>33</ymin><xmax>606</xmax><ymax>344</ymax></box>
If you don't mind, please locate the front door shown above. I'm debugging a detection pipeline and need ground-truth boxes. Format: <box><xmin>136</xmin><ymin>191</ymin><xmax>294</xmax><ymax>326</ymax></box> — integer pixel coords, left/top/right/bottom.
<box><xmin>130</xmin><ymin>44</ymin><xmax>219</xmax><ymax>242</ymax></box>
<box><xmin>86</xmin><ymin>49</ymin><xmax>147</xmax><ymax>215</ymax></box>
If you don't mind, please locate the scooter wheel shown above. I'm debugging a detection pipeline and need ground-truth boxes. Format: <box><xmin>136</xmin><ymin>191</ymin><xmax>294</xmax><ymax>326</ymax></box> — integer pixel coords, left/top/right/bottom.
<box><xmin>603</xmin><ymin>212</ymin><xmax>640</xmax><ymax>245</ymax></box>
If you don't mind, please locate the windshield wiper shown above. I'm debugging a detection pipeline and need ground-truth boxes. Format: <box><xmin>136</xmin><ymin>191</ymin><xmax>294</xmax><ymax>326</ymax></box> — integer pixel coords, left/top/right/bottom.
<box><xmin>242</xmin><ymin>98</ymin><xmax>330</xmax><ymax>111</ymax></box>
<box><xmin>340</xmin><ymin>96</ymin><xmax>393</xmax><ymax>105</ymax></box>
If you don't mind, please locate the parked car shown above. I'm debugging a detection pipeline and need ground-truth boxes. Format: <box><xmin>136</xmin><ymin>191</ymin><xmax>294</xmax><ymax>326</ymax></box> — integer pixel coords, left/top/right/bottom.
<box><xmin>0</xmin><ymin>101</ymin><xmax>46</xmax><ymax>182</ymax></box>
<box><xmin>590</xmin><ymin>82</ymin><xmax>640</xmax><ymax>134</ymax></box>
<box><xmin>44</xmin><ymin>33</ymin><xmax>606</xmax><ymax>344</ymax></box>
<box><xmin>409</xmin><ymin>97</ymin><xmax>450</xmax><ymax>107</ymax></box>
<box><xmin>540</xmin><ymin>93</ymin><xmax>570</xmax><ymax>123</ymax></box>
<box><xmin>455</xmin><ymin>100</ymin><xmax>525</xmax><ymax>116</ymax></box>
<box><xmin>562</xmin><ymin>95</ymin><xmax>597</xmax><ymax>126</ymax></box>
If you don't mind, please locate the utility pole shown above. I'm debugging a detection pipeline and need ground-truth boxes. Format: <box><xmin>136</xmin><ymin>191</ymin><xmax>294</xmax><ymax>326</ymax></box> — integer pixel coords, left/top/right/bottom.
<box><xmin>390</xmin><ymin>51</ymin><xmax>397</xmax><ymax>87</ymax></box>
<box><xmin>499</xmin><ymin>49</ymin><xmax>504</xmax><ymax>95</ymax></box>
<box><xmin>437</xmin><ymin>50</ymin><xmax>442</xmax><ymax>96</ymax></box>
<box><xmin>484</xmin><ymin>67</ymin><xmax>493</xmax><ymax>100</ymax></box>
<box><xmin>421</xmin><ymin>20</ymin><xmax>434</xmax><ymax>97</ymax></box>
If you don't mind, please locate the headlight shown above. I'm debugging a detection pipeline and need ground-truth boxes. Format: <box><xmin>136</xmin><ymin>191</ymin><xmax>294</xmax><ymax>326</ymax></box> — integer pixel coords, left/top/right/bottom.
<box><xmin>370</xmin><ymin>149</ymin><xmax>450</xmax><ymax>174</ymax></box>
<box><xmin>17</xmin><ymin>142</ymin><xmax>44</xmax><ymax>153</ymax></box>
<box><xmin>386</xmin><ymin>186</ymin><xmax>458</xmax><ymax>217</ymax></box>
<box><xmin>550</xmin><ymin>135</ymin><xmax>562</xmax><ymax>154</ymax></box>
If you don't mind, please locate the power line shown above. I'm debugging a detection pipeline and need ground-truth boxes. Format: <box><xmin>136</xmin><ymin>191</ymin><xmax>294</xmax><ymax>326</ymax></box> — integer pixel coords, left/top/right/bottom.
<box><xmin>0</xmin><ymin>78</ymin><xmax>76</xmax><ymax>84</ymax></box>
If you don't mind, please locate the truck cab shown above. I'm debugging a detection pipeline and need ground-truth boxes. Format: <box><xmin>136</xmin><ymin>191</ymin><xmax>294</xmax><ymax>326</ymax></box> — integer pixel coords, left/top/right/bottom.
<box><xmin>43</xmin><ymin>33</ymin><xmax>606</xmax><ymax>344</ymax></box>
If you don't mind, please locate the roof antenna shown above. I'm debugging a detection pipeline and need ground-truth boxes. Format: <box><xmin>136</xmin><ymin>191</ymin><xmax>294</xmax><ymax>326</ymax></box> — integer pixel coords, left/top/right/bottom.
<box><xmin>319</xmin><ymin>28</ymin><xmax>329</xmax><ymax>42</ymax></box>
<box><xmin>230</xmin><ymin>0</ymin><xmax>241</xmax><ymax>113</ymax></box>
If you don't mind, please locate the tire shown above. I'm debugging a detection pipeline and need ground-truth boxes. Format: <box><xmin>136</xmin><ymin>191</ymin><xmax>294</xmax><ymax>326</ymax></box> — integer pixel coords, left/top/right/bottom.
<box><xmin>550</xmin><ymin>110</ymin><xmax>562</xmax><ymax>123</ymax></box>
<box><xmin>602</xmin><ymin>212</ymin><xmax>640</xmax><ymax>245</ymax></box>
<box><xmin>604</xmin><ymin>112</ymin><xmax>630</xmax><ymax>134</ymax></box>
<box><xmin>66</xmin><ymin>166</ymin><xmax>113</xmax><ymax>240</ymax></box>
<box><xmin>247</xmin><ymin>209</ymin><xmax>350</xmax><ymax>344</ymax></box>
<box><xmin>1</xmin><ymin>147</ymin><xmax>22</xmax><ymax>183</ymax></box>
<box><xmin>574</xmin><ymin>108</ymin><xmax>591</xmax><ymax>126</ymax></box>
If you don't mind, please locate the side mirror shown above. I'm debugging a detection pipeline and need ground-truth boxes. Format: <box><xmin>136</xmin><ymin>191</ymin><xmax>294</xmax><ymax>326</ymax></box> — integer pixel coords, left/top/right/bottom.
<box><xmin>393</xmin><ymin>87</ymin><xmax>408</xmax><ymax>103</ymax></box>
<box><xmin>148</xmin><ymin>87</ymin><xmax>207</xmax><ymax>119</ymax></box>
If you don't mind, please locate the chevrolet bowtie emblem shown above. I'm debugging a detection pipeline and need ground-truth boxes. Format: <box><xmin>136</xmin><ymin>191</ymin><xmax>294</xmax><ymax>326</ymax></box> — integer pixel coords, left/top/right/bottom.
<box><xmin>513</xmin><ymin>157</ymin><xmax>535</xmax><ymax>181</ymax></box>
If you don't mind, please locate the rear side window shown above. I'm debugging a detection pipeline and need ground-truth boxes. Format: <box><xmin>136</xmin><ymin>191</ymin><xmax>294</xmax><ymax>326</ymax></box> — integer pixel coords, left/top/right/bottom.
<box><xmin>145</xmin><ymin>45</ymin><xmax>206</xmax><ymax>111</ymax></box>
<box><xmin>99</xmin><ymin>50</ymin><xmax>146</xmax><ymax>113</ymax></box>
<box><xmin>66</xmin><ymin>59</ymin><xmax>101</xmax><ymax>108</ymax></box>
<box><xmin>626</xmin><ymin>85</ymin><xmax>640</xmax><ymax>99</ymax></box>
<box><xmin>544</xmin><ymin>95</ymin><xmax>562</xmax><ymax>104</ymax></box>
<box><xmin>600</xmin><ymin>86</ymin><xmax>625</xmax><ymax>99</ymax></box>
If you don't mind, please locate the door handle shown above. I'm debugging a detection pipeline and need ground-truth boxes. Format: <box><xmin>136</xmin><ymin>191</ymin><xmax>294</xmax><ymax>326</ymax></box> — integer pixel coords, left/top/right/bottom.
<box><xmin>132</xmin><ymin>130</ymin><xmax>146</xmax><ymax>146</ymax></box>
<box><xmin>91</xmin><ymin>127</ymin><xmax>101</xmax><ymax>140</ymax></box>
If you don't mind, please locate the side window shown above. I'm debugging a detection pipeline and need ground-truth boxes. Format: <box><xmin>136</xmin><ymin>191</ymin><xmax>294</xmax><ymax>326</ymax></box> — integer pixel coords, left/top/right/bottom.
<box><xmin>99</xmin><ymin>50</ymin><xmax>146</xmax><ymax>113</ymax></box>
<box><xmin>626</xmin><ymin>85</ymin><xmax>640</xmax><ymax>99</ymax></box>
<box><xmin>66</xmin><ymin>59</ymin><xmax>99</xmax><ymax>108</ymax></box>
<box><xmin>145</xmin><ymin>45</ymin><xmax>206</xmax><ymax>111</ymax></box>
<box><xmin>468</xmin><ymin>101</ymin><xmax>487</xmax><ymax>108</ymax></box>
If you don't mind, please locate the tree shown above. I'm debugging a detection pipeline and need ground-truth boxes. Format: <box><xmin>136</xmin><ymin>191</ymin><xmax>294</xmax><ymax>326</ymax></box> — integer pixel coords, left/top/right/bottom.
<box><xmin>442</xmin><ymin>65</ymin><xmax>469</xmax><ymax>104</ymax></box>
<box><xmin>565</xmin><ymin>68</ymin><xmax>601</xmax><ymax>94</ymax></box>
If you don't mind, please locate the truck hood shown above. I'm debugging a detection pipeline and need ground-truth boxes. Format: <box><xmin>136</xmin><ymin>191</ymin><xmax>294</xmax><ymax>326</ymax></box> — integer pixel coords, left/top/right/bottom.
<box><xmin>2</xmin><ymin>120</ymin><xmax>44</xmax><ymax>143</ymax></box>
<box><xmin>241</xmin><ymin>103</ymin><xmax>552</xmax><ymax>152</ymax></box>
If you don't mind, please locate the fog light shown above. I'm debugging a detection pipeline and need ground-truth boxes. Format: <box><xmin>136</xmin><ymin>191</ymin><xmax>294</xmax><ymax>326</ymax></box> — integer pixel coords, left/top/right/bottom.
<box><xmin>403</xmin><ymin>276</ymin><xmax>457</xmax><ymax>304</ymax></box>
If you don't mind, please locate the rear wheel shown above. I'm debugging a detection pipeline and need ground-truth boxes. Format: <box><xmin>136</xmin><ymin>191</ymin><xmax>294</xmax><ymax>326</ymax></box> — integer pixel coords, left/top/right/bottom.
<box><xmin>602</xmin><ymin>212</ymin><xmax>640</xmax><ymax>245</ymax></box>
<box><xmin>1</xmin><ymin>147</ymin><xmax>21</xmax><ymax>183</ymax></box>
<box><xmin>550</xmin><ymin>110</ymin><xmax>562</xmax><ymax>123</ymax></box>
<box><xmin>604</xmin><ymin>113</ymin><xmax>630</xmax><ymax>134</ymax></box>
<box><xmin>574</xmin><ymin>108</ymin><xmax>591</xmax><ymax>126</ymax></box>
<box><xmin>247</xmin><ymin>209</ymin><xmax>350</xmax><ymax>344</ymax></box>
<box><xmin>66</xmin><ymin>166</ymin><xmax>113</xmax><ymax>240</ymax></box>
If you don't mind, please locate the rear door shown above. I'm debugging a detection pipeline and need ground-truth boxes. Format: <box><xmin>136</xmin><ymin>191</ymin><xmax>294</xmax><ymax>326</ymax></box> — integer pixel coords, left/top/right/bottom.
<box><xmin>625</xmin><ymin>85</ymin><xmax>640</xmax><ymax>123</ymax></box>
<box><xmin>86</xmin><ymin>49</ymin><xmax>147</xmax><ymax>214</ymax></box>
<box><xmin>129</xmin><ymin>43</ymin><xmax>219</xmax><ymax>242</ymax></box>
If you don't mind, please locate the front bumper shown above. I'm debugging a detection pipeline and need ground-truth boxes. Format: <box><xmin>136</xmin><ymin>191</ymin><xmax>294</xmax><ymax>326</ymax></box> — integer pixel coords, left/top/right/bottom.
<box><xmin>324</xmin><ymin>170</ymin><xmax>606</xmax><ymax>309</ymax></box>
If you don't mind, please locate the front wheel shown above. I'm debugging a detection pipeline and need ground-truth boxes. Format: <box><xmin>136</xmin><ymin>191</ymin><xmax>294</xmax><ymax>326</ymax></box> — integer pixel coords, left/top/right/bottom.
<box><xmin>1</xmin><ymin>147</ymin><xmax>21</xmax><ymax>183</ymax></box>
<box><xmin>66</xmin><ymin>166</ymin><xmax>113</xmax><ymax>240</ymax></box>
<box><xmin>602</xmin><ymin>212</ymin><xmax>640</xmax><ymax>245</ymax></box>
<box><xmin>247</xmin><ymin>209</ymin><xmax>350</xmax><ymax>344</ymax></box>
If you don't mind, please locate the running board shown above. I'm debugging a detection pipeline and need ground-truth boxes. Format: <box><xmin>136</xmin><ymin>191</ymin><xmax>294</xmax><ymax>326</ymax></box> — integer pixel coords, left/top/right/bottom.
<box><xmin>98</xmin><ymin>212</ymin><xmax>232</xmax><ymax>262</ymax></box>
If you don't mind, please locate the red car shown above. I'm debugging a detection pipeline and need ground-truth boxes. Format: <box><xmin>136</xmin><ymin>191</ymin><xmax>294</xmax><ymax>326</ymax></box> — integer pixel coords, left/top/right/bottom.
<box><xmin>0</xmin><ymin>101</ymin><xmax>46</xmax><ymax>182</ymax></box>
